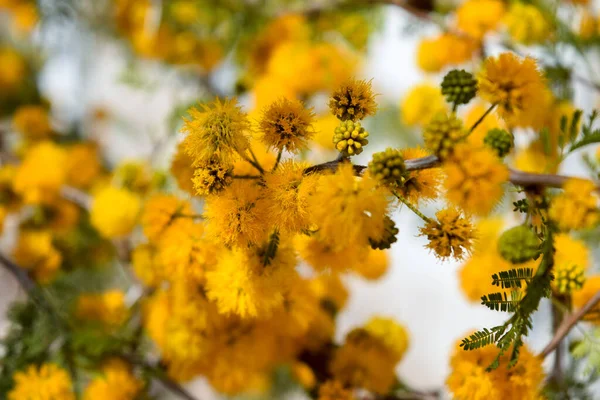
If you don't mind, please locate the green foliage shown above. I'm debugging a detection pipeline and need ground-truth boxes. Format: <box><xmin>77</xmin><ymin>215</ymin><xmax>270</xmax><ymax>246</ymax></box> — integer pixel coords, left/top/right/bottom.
<box><xmin>564</xmin><ymin>110</ymin><xmax>600</xmax><ymax>154</ymax></box>
<box><xmin>481</xmin><ymin>291</ymin><xmax>522</xmax><ymax>312</ymax></box>
<box><xmin>491</xmin><ymin>268</ymin><xmax>534</xmax><ymax>289</ymax></box>
<box><xmin>262</xmin><ymin>230</ymin><xmax>281</xmax><ymax>266</ymax></box>
<box><xmin>572</xmin><ymin>328</ymin><xmax>600</xmax><ymax>377</ymax></box>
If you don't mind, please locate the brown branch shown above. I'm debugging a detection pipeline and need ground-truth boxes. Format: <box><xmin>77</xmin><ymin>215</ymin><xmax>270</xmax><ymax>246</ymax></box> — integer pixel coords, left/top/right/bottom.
<box><xmin>540</xmin><ymin>290</ymin><xmax>600</xmax><ymax>358</ymax></box>
<box><xmin>0</xmin><ymin>251</ymin><xmax>35</xmax><ymax>293</ymax></box>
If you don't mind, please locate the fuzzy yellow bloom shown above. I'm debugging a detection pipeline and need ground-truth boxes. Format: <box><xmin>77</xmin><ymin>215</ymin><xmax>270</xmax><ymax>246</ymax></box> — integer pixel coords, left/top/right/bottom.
<box><xmin>318</xmin><ymin>380</ymin><xmax>354</xmax><ymax>400</ymax></box>
<box><xmin>416</xmin><ymin>33</ymin><xmax>478</xmax><ymax>73</ymax></box>
<box><xmin>478</xmin><ymin>53</ymin><xmax>546</xmax><ymax>127</ymax></box>
<box><xmin>329</xmin><ymin>78</ymin><xmax>377</xmax><ymax>122</ymax></box>
<box><xmin>296</xmin><ymin>233</ymin><xmax>365</xmax><ymax>272</ymax></box>
<box><xmin>76</xmin><ymin>290</ymin><xmax>128</xmax><ymax>326</ymax></box>
<box><xmin>13</xmin><ymin>141</ymin><xmax>68</xmax><ymax>204</ymax></box>
<box><xmin>447</xmin><ymin>337</ymin><xmax>544</xmax><ymax>399</ymax></box>
<box><xmin>504</xmin><ymin>3</ymin><xmax>551</xmax><ymax>45</ymax></box>
<box><xmin>65</xmin><ymin>143</ymin><xmax>102</xmax><ymax>188</ymax></box>
<box><xmin>141</xmin><ymin>194</ymin><xmax>193</xmax><ymax>243</ymax></box>
<box><xmin>206</xmin><ymin>243</ymin><xmax>298</xmax><ymax>318</ymax></box>
<box><xmin>549</xmin><ymin>179</ymin><xmax>599</xmax><ymax>231</ymax></box>
<box><xmin>204</xmin><ymin>180</ymin><xmax>271</xmax><ymax>246</ymax></box>
<box><xmin>364</xmin><ymin>317</ymin><xmax>409</xmax><ymax>363</ymax></box>
<box><xmin>12</xmin><ymin>105</ymin><xmax>52</xmax><ymax>140</ymax></box>
<box><xmin>573</xmin><ymin>276</ymin><xmax>600</xmax><ymax>322</ymax></box>
<box><xmin>396</xmin><ymin>147</ymin><xmax>442</xmax><ymax>204</ymax></box>
<box><xmin>514</xmin><ymin>142</ymin><xmax>557</xmax><ymax>174</ymax></box>
<box><xmin>8</xmin><ymin>363</ymin><xmax>74</xmax><ymax>400</ymax></box>
<box><xmin>13</xmin><ymin>229</ymin><xmax>62</xmax><ymax>283</ymax></box>
<box><xmin>181</xmin><ymin>98</ymin><xmax>250</xmax><ymax>167</ymax></box>
<box><xmin>260</xmin><ymin>98</ymin><xmax>315</xmax><ymax>153</ymax></box>
<box><xmin>170</xmin><ymin>141</ymin><xmax>195</xmax><ymax>195</ymax></box>
<box><xmin>444</xmin><ymin>143</ymin><xmax>509</xmax><ymax>215</ymax></box>
<box><xmin>90</xmin><ymin>187</ymin><xmax>140</xmax><ymax>238</ymax></box>
<box><xmin>354</xmin><ymin>248</ymin><xmax>389</xmax><ymax>280</ymax></box>
<box><xmin>330</xmin><ymin>328</ymin><xmax>397</xmax><ymax>394</ymax></box>
<box><xmin>420</xmin><ymin>208</ymin><xmax>475</xmax><ymax>260</ymax></box>
<box><xmin>192</xmin><ymin>159</ymin><xmax>233</xmax><ymax>196</ymax></box>
<box><xmin>456</xmin><ymin>0</ymin><xmax>505</xmax><ymax>39</ymax></box>
<box><xmin>309</xmin><ymin>164</ymin><xmax>389</xmax><ymax>252</ymax></box>
<box><xmin>83</xmin><ymin>359</ymin><xmax>142</xmax><ymax>400</ymax></box>
<box><xmin>0</xmin><ymin>47</ymin><xmax>26</xmax><ymax>91</ymax></box>
<box><xmin>400</xmin><ymin>84</ymin><xmax>447</xmax><ymax>127</ymax></box>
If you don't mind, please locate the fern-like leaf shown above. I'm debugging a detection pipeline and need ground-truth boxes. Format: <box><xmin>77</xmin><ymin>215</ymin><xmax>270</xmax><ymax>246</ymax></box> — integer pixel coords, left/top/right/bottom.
<box><xmin>491</xmin><ymin>268</ymin><xmax>534</xmax><ymax>289</ymax></box>
<box><xmin>481</xmin><ymin>291</ymin><xmax>522</xmax><ymax>312</ymax></box>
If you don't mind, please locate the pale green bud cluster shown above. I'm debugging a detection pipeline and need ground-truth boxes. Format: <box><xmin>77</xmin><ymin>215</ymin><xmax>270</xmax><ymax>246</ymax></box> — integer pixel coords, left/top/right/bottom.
<box><xmin>333</xmin><ymin>120</ymin><xmax>369</xmax><ymax>156</ymax></box>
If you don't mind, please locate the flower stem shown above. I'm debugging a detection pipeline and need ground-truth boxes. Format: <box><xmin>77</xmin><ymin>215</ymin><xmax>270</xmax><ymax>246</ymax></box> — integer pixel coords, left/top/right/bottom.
<box><xmin>468</xmin><ymin>103</ymin><xmax>497</xmax><ymax>134</ymax></box>
<box><xmin>393</xmin><ymin>191</ymin><xmax>431</xmax><ymax>223</ymax></box>
<box><xmin>272</xmin><ymin>149</ymin><xmax>283</xmax><ymax>171</ymax></box>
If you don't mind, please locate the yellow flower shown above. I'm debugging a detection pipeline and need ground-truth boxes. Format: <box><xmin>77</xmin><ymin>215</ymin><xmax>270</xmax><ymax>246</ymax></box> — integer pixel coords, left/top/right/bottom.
<box><xmin>90</xmin><ymin>186</ymin><xmax>141</xmax><ymax>238</ymax></box>
<box><xmin>12</xmin><ymin>105</ymin><xmax>52</xmax><ymax>140</ymax></box>
<box><xmin>252</xmin><ymin>75</ymin><xmax>298</xmax><ymax>111</ymax></box>
<box><xmin>312</xmin><ymin>113</ymin><xmax>339</xmax><ymax>150</ymax></box>
<box><xmin>478</xmin><ymin>53</ymin><xmax>546</xmax><ymax>127</ymax></box>
<box><xmin>309</xmin><ymin>164</ymin><xmax>389</xmax><ymax>252</ymax></box>
<box><xmin>192</xmin><ymin>159</ymin><xmax>233</xmax><ymax>196</ymax></box>
<box><xmin>170</xmin><ymin>141</ymin><xmax>195</xmax><ymax>195</ymax></box>
<box><xmin>132</xmin><ymin>244</ymin><xmax>163</xmax><ymax>287</ymax></box>
<box><xmin>318</xmin><ymin>380</ymin><xmax>354</xmax><ymax>400</ymax></box>
<box><xmin>260</xmin><ymin>98</ymin><xmax>315</xmax><ymax>153</ymax></box>
<box><xmin>504</xmin><ymin>3</ymin><xmax>551</xmax><ymax>45</ymax></box>
<box><xmin>291</xmin><ymin>362</ymin><xmax>316</xmax><ymax>389</ymax></box>
<box><xmin>573</xmin><ymin>276</ymin><xmax>600</xmax><ymax>322</ymax></box>
<box><xmin>206</xmin><ymin>243</ymin><xmax>298</xmax><ymax>318</ymax></box>
<box><xmin>456</xmin><ymin>0</ymin><xmax>505</xmax><ymax>39</ymax></box>
<box><xmin>76</xmin><ymin>290</ymin><xmax>128</xmax><ymax>326</ymax></box>
<box><xmin>330</xmin><ymin>328</ymin><xmax>397</xmax><ymax>394</ymax></box>
<box><xmin>419</xmin><ymin>208</ymin><xmax>475</xmax><ymax>260</ymax></box>
<box><xmin>328</xmin><ymin>78</ymin><xmax>377</xmax><ymax>122</ymax></box>
<box><xmin>13</xmin><ymin>229</ymin><xmax>62</xmax><ymax>283</ymax></box>
<box><xmin>8</xmin><ymin>363</ymin><xmax>74</xmax><ymax>400</ymax></box>
<box><xmin>65</xmin><ymin>143</ymin><xmax>102</xmax><ymax>189</ymax></box>
<box><xmin>396</xmin><ymin>147</ymin><xmax>442</xmax><ymax>204</ymax></box>
<box><xmin>181</xmin><ymin>98</ymin><xmax>250</xmax><ymax>166</ymax></box>
<box><xmin>417</xmin><ymin>33</ymin><xmax>478</xmax><ymax>73</ymax></box>
<box><xmin>549</xmin><ymin>178</ymin><xmax>599</xmax><ymax>231</ymax></box>
<box><xmin>447</xmin><ymin>336</ymin><xmax>544</xmax><ymax>399</ymax></box>
<box><xmin>296</xmin><ymin>233</ymin><xmax>365</xmax><ymax>272</ymax></box>
<box><xmin>13</xmin><ymin>141</ymin><xmax>68</xmax><ymax>204</ymax></box>
<box><xmin>400</xmin><ymin>83</ymin><xmax>447</xmax><ymax>127</ymax></box>
<box><xmin>364</xmin><ymin>317</ymin><xmax>409</xmax><ymax>363</ymax></box>
<box><xmin>310</xmin><ymin>273</ymin><xmax>349</xmax><ymax>311</ymax></box>
<box><xmin>444</xmin><ymin>142</ymin><xmax>509</xmax><ymax>215</ymax></box>
<box><xmin>513</xmin><ymin>142</ymin><xmax>557</xmax><ymax>174</ymax></box>
<box><xmin>204</xmin><ymin>180</ymin><xmax>271</xmax><ymax>246</ymax></box>
<box><xmin>552</xmin><ymin>233</ymin><xmax>590</xmax><ymax>294</ymax></box>
<box><xmin>465</xmin><ymin>103</ymin><xmax>503</xmax><ymax>146</ymax></box>
<box><xmin>83</xmin><ymin>359</ymin><xmax>142</xmax><ymax>400</ymax></box>
<box><xmin>353</xmin><ymin>248</ymin><xmax>389</xmax><ymax>280</ymax></box>
<box><xmin>141</xmin><ymin>194</ymin><xmax>193</xmax><ymax>243</ymax></box>
<box><xmin>113</xmin><ymin>160</ymin><xmax>152</xmax><ymax>193</ymax></box>
<box><xmin>0</xmin><ymin>47</ymin><xmax>26</xmax><ymax>91</ymax></box>
<box><xmin>264</xmin><ymin>160</ymin><xmax>316</xmax><ymax>233</ymax></box>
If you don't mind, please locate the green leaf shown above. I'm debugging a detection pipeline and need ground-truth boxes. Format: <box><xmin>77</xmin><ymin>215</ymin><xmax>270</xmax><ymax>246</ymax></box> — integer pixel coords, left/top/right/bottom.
<box><xmin>491</xmin><ymin>268</ymin><xmax>534</xmax><ymax>289</ymax></box>
<box><xmin>481</xmin><ymin>291</ymin><xmax>522</xmax><ymax>312</ymax></box>
<box><xmin>569</xmin><ymin>130</ymin><xmax>600</xmax><ymax>153</ymax></box>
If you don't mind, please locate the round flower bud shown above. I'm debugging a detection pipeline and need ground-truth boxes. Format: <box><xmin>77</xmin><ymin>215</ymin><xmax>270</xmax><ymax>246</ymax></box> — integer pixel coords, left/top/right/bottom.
<box><xmin>555</xmin><ymin>263</ymin><xmax>586</xmax><ymax>294</ymax></box>
<box><xmin>333</xmin><ymin>120</ymin><xmax>369</xmax><ymax>156</ymax></box>
<box><xmin>368</xmin><ymin>148</ymin><xmax>406</xmax><ymax>186</ymax></box>
<box><xmin>441</xmin><ymin>69</ymin><xmax>478</xmax><ymax>106</ymax></box>
<box><xmin>369</xmin><ymin>216</ymin><xmax>399</xmax><ymax>250</ymax></box>
<box><xmin>484</xmin><ymin>128</ymin><xmax>514</xmax><ymax>158</ymax></box>
<box><xmin>497</xmin><ymin>225</ymin><xmax>540</xmax><ymax>264</ymax></box>
<box><xmin>423</xmin><ymin>112</ymin><xmax>465</xmax><ymax>159</ymax></box>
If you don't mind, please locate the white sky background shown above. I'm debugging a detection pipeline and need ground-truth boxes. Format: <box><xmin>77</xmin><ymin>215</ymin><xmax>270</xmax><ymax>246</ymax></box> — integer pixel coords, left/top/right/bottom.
<box><xmin>1</xmin><ymin>3</ymin><xmax>599</xmax><ymax>399</ymax></box>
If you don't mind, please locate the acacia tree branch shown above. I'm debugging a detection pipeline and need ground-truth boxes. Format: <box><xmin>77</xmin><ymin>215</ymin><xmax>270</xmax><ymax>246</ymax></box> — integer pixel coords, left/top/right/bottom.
<box><xmin>540</xmin><ymin>291</ymin><xmax>600</xmax><ymax>358</ymax></box>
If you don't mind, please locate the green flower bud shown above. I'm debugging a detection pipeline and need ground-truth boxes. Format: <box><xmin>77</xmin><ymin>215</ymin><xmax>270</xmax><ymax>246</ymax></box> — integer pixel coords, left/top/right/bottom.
<box><xmin>484</xmin><ymin>128</ymin><xmax>514</xmax><ymax>158</ymax></box>
<box><xmin>555</xmin><ymin>263</ymin><xmax>586</xmax><ymax>294</ymax></box>
<box><xmin>369</xmin><ymin>216</ymin><xmax>399</xmax><ymax>250</ymax></box>
<box><xmin>423</xmin><ymin>112</ymin><xmax>465</xmax><ymax>159</ymax></box>
<box><xmin>441</xmin><ymin>69</ymin><xmax>478</xmax><ymax>106</ymax></box>
<box><xmin>368</xmin><ymin>148</ymin><xmax>406</xmax><ymax>186</ymax></box>
<box><xmin>333</xmin><ymin>120</ymin><xmax>369</xmax><ymax>157</ymax></box>
<box><xmin>497</xmin><ymin>225</ymin><xmax>540</xmax><ymax>264</ymax></box>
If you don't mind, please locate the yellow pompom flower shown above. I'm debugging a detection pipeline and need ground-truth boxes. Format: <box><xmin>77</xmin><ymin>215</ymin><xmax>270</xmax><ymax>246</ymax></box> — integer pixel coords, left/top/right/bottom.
<box><xmin>318</xmin><ymin>380</ymin><xmax>354</xmax><ymax>400</ymax></box>
<box><xmin>206</xmin><ymin>243</ymin><xmax>298</xmax><ymax>318</ymax></box>
<box><xmin>12</xmin><ymin>105</ymin><xmax>52</xmax><ymax>140</ymax></box>
<box><xmin>170</xmin><ymin>141</ymin><xmax>195</xmax><ymax>195</ymax></box>
<box><xmin>504</xmin><ymin>3</ymin><xmax>551</xmax><ymax>45</ymax></box>
<box><xmin>204</xmin><ymin>180</ymin><xmax>271</xmax><ymax>247</ymax></box>
<box><xmin>295</xmin><ymin>232</ymin><xmax>365</xmax><ymax>272</ymax></box>
<box><xmin>76</xmin><ymin>290</ymin><xmax>128</xmax><ymax>326</ymax></box>
<box><xmin>416</xmin><ymin>33</ymin><xmax>478</xmax><ymax>73</ymax></box>
<box><xmin>444</xmin><ymin>143</ymin><xmax>509</xmax><ymax>215</ymax></box>
<box><xmin>141</xmin><ymin>194</ymin><xmax>193</xmax><ymax>243</ymax></box>
<box><xmin>259</xmin><ymin>98</ymin><xmax>315</xmax><ymax>153</ymax></box>
<box><xmin>552</xmin><ymin>233</ymin><xmax>590</xmax><ymax>294</ymax></box>
<box><xmin>13</xmin><ymin>229</ymin><xmax>62</xmax><ymax>283</ymax></box>
<box><xmin>13</xmin><ymin>141</ymin><xmax>68</xmax><ymax>204</ymax></box>
<box><xmin>573</xmin><ymin>276</ymin><xmax>600</xmax><ymax>322</ymax></box>
<box><xmin>447</xmin><ymin>336</ymin><xmax>544</xmax><ymax>399</ymax></box>
<box><xmin>549</xmin><ymin>178</ymin><xmax>599</xmax><ymax>231</ymax></box>
<box><xmin>264</xmin><ymin>160</ymin><xmax>316</xmax><ymax>233</ymax></box>
<box><xmin>83</xmin><ymin>359</ymin><xmax>143</xmax><ymax>400</ymax></box>
<box><xmin>400</xmin><ymin>84</ymin><xmax>447</xmax><ymax>127</ymax></box>
<box><xmin>456</xmin><ymin>0</ymin><xmax>505</xmax><ymax>39</ymax></box>
<box><xmin>309</xmin><ymin>164</ymin><xmax>389</xmax><ymax>252</ymax></box>
<box><xmin>396</xmin><ymin>147</ymin><xmax>442</xmax><ymax>204</ymax></box>
<box><xmin>364</xmin><ymin>316</ymin><xmax>409</xmax><ymax>363</ymax></box>
<box><xmin>8</xmin><ymin>363</ymin><xmax>74</xmax><ymax>400</ymax></box>
<box><xmin>181</xmin><ymin>98</ymin><xmax>250</xmax><ymax>166</ymax></box>
<box><xmin>330</xmin><ymin>328</ymin><xmax>397</xmax><ymax>395</ymax></box>
<box><xmin>478</xmin><ymin>53</ymin><xmax>546</xmax><ymax>127</ymax></box>
<box><xmin>192</xmin><ymin>159</ymin><xmax>233</xmax><ymax>196</ymax></box>
<box><xmin>90</xmin><ymin>187</ymin><xmax>141</xmax><ymax>238</ymax></box>
<box><xmin>419</xmin><ymin>208</ymin><xmax>475</xmax><ymax>260</ymax></box>
<box><xmin>65</xmin><ymin>143</ymin><xmax>102</xmax><ymax>189</ymax></box>
<box><xmin>0</xmin><ymin>47</ymin><xmax>26</xmax><ymax>91</ymax></box>
<box><xmin>328</xmin><ymin>78</ymin><xmax>377</xmax><ymax>122</ymax></box>
<box><xmin>353</xmin><ymin>248</ymin><xmax>389</xmax><ymax>280</ymax></box>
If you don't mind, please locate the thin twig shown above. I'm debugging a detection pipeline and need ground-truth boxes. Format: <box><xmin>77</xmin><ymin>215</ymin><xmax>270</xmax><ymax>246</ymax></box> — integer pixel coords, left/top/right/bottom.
<box><xmin>272</xmin><ymin>149</ymin><xmax>283</xmax><ymax>171</ymax></box>
<box><xmin>393</xmin><ymin>191</ymin><xmax>431</xmax><ymax>222</ymax></box>
<box><xmin>0</xmin><ymin>252</ymin><xmax>35</xmax><ymax>293</ymax></box>
<box><xmin>540</xmin><ymin>290</ymin><xmax>600</xmax><ymax>358</ymax></box>
<box><xmin>468</xmin><ymin>103</ymin><xmax>496</xmax><ymax>134</ymax></box>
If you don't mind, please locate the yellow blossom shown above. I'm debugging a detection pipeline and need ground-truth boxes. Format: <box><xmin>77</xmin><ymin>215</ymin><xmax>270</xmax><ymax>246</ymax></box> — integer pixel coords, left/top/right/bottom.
<box><xmin>328</xmin><ymin>78</ymin><xmax>377</xmax><ymax>122</ymax></box>
<box><xmin>417</xmin><ymin>33</ymin><xmax>478</xmax><ymax>73</ymax></box>
<box><xmin>76</xmin><ymin>290</ymin><xmax>128</xmax><ymax>326</ymax></box>
<box><xmin>83</xmin><ymin>359</ymin><xmax>142</xmax><ymax>400</ymax></box>
<box><xmin>132</xmin><ymin>244</ymin><xmax>163</xmax><ymax>287</ymax></box>
<box><xmin>549</xmin><ymin>178</ymin><xmax>599</xmax><ymax>231</ymax></box>
<box><xmin>0</xmin><ymin>47</ymin><xmax>26</xmax><ymax>91</ymax></box>
<box><xmin>318</xmin><ymin>380</ymin><xmax>354</xmax><ymax>400</ymax></box>
<box><xmin>396</xmin><ymin>147</ymin><xmax>442</xmax><ymax>204</ymax></box>
<box><xmin>8</xmin><ymin>363</ymin><xmax>74</xmax><ymax>400</ymax></box>
<box><xmin>465</xmin><ymin>103</ymin><xmax>503</xmax><ymax>146</ymax></box>
<box><xmin>13</xmin><ymin>229</ymin><xmax>62</xmax><ymax>283</ymax></box>
<box><xmin>113</xmin><ymin>160</ymin><xmax>152</xmax><ymax>193</ymax></box>
<box><xmin>444</xmin><ymin>143</ymin><xmax>509</xmax><ymax>215</ymax></box>
<box><xmin>312</xmin><ymin>113</ymin><xmax>339</xmax><ymax>150</ymax></box>
<box><xmin>400</xmin><ymin>83</ymin><xmax>447</xmax><ymax>127</ymax></box>
<box><xmin>170</xmin><ymin>141</ymin><xmax>196</xmax><ymax>195</ymax></box>
<box><xmin>478</xmin><ymin>53</ymin><xmax>546</xmax><ymax>127</ymax></box>
<box><xmin>364</xmin><ymin>316</ymin><xmax>409</xmax><ymax>363</ymax></box>
<box><xmin>296</xmin><ymin>233</ymin><xmax>365</xmax><ymax>272</ymax></box>
<box><xmin>13</xmin><ymin>141</ymin><xmax>68</xmax><ymax>204</ymax></box>
<box><xmin>420</xmin><ymin>208</ymin><xmax>475</xmax><ymax>260</ymax></box>
<box><xmin>291</xmin><ymin>362</ymin><xmax>316</xmax><ymax>389</ymax></box>
<box><xmin>12</xmin><ymin>105</ymin><xmax>52</xmax><ymax>140</ymax></box>
<box><xmin>90</xmin><ymin>186</ymin><xmax>141</xmax><ymax>238</ymax></box>
<box><xmin>456</xmin><ymin>0</ymin><xmax>505</xmax><ymax>39</ymax></box>
<box><xmin>551</xmin><ymin>233</ymin><xmax>590</xmax><ymax>294</ymax></box>
<box><xmin>504</xmin><ymin>3</ymin><xmax>551</xmax><ymax>45</ymax></box>
<box><xmin>353</xmin><ymin>248</ymin><xmax>389</xmax><ymax>280</ymax></box>
<box><xmin>65</xmin><ymin>143</ymin><xmax>102</xmax><ymax>189</ymax></box>
<box><xmin>141</xmin><ymin>194</ymin><xmax>193</xmax><ymax>243</ymax></box>
<box><xmin>260</xmin><ymin>98</ymin><xmax>315</xmax><ymax>153</ymax></box>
